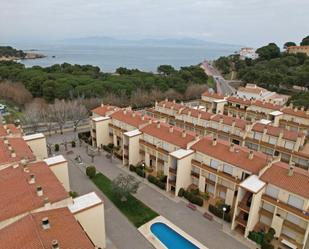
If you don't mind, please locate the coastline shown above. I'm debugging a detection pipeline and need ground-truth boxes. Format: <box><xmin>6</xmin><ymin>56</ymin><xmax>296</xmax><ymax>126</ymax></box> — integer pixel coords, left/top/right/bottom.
<box><xmin>0</xmin><ymin>52</ymin><xmax>46</xmax><ymax>62</ymax></box>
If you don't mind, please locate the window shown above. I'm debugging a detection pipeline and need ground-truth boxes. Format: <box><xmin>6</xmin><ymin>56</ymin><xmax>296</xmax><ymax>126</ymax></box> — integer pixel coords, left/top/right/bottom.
<box><xmin>281</xmin><ymin>227</ymin><xmax>296</xmax><ymax>240</ymax></box>
<box><xmin>260</xmin><ymin>215</ymin><xmax>272</xmax><ymax>226</ymax></box>
<box><xmin>195</xmin><ymin>153</ymin><xmax>204</xmax><ymax>162</ymax></box>
<box><xmin>284</xmin><ymin>141</ymin><xmax>295</xmax><ymax>150</ymax></box>
<box><xmin>219</xmin><ymin>191</ymin><xmax>226</xmax><ymax>199</ymax></box>
<box><xmin>262</xmin><ymin>203</ymin><xmax>275</xmax><ymax>213</ymax></box>
<box><xmin>210</xmin><ymin>159</ymin><xmax>219</xmax><ymax>169</ymax></box>
<box><xmin>286</xmin><ymin>214</ymin><xmax>301</xmax><ymax>225</ymax></box>
<box><xmin>223</xmin><ymin>125</ymin><xmax>230</xmax><ymax>133</ymax></box>
<box><xmin>207</xmin><ymin>184</ymin><xmax>214</xmax><ymax>194</ymax></box>
<box><xmin>208</xmin><ymin>173</ymin><xmax>216</xmax><ymax>182</ymax></box>
<box><xmin>223</xmin><ymin>164</ymin><xmax>233</xmax><ymax>175</ymax></box>
<box><xmin>268</xmin><ymin>136</ymin><xmax>277</xmax><ymax>145</ymax></box>
<box><xmin>287</xmin><ymin>195</ymin><xmax>304</xmax><ymax>210</ymax></box>
<box><xmin>254</xmin><ymin>132</ymin><xmax>262</xmax><ymax>140</ymax></box>
<box><xmin>265</xmin><ymin>185</ymin><xmax>279</xmax><ymax>199</ymax></box>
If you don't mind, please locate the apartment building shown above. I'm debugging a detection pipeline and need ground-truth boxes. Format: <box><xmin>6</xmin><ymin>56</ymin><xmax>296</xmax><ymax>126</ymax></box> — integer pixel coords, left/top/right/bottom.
<box><xmin>149</xmin><ymin>100</ymin><xmax>309</xmax><ymax>171</ymax></box>
<box><xmin>232</xmin><ymin>162</ymin><xmax>309</xmax><ymax>249</ymax></box>
<box><xmin>287</xmin><ymin>46</ymin><xmax>309</xmax><ymax>56</ymax></box>
<box><xmin>201</xmin><ymin>91</ymin><xmax>227</xmax><ymax>114</ymax></box>
<box><xmin>189</xmin><ymin>136</ymin><xmax>274</xmax><ymax>207</ymax></box>
<box><xmin>0</xmin><ymin>123</ymin><xmax>22</xmax><ymax>138</ymax></box>
<box><xmin>0</xmin><ymin>126</ymin><xmax>106</xmax><ymax>249</ymax></box>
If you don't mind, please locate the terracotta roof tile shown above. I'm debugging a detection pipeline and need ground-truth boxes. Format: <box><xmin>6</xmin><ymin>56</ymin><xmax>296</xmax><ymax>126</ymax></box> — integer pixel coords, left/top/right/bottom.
<box><xmin>211</xmin><ymin>114</ymin><xmax>248</xmax><ymax>129</ymax></box>
<box><xmin>252</xmin><ymin>123</ymin><xmax>303</xmax><ymax>141</ymax></box>
<box><xmin>140</xmin><ymin>122</ymin><xmax>197</xmax><ymax>149</ymax></box>
<box><xmin>238</xmin><ymin>86</ymin><xmax>265</xmax><ymax>94</ymax></box>
<box><xmin>252</xmin><ymin>100</ymin><xmax>282</xmax><ymax>110</ymax></box>
<box><xmin>227</xmin><ymin>96</ymin><xmax>252</xmax><ymax>105</ymax></box>
<box><xmin>110</xmin><ymin>110</ymin><xmax>153</xmax><ymax>128</ymax></box>
<box><xmin>157</xmin><ymin>100</ymin><xmax>186</xmax><ymax>111</ymax></box>
<box><xmin>282</xmin><ymin>107</ymin><xmax>309</xmax><ymax>119</ymax></box>
<box><xmin>180</xmin><ymin>108</ymin><xmax>213</xmax><ymax>120</ymax></box>
<box><xmin>0</xmin><ymin>124</ymin><xmax>21</xmax><ymax>137</ymax></box>
<box><xmin>202</xmin><ymin>91</ymin><xmax>225</xmax><ymax>99</ymax></box>
<box><xmin>0</xmin><ymin>208</ymin><xmax>94</xmax><ymax>249</ymax></box>
<box><xmin>0</xmin><ymin>161</ymin><xmax>69</xmax><ymax>222</ymax></box>
<box><xmin>91</xmin><ymin>105</ymin><xmax>119</xmax><ymax>117</ymax></box>
<box><xmin>191</xmin><ymin>136</ymin><xmax>269</xmax><ymax>174</ymax></box>
<box><xmin>0</xmin><ymin>137</ymin><xmax>35</xmax><ymax>165</ymax></box>
<box><xmin>261</xmin><ymin>162</ymin><xmax>309</xmax><ymax>199</ymax></box>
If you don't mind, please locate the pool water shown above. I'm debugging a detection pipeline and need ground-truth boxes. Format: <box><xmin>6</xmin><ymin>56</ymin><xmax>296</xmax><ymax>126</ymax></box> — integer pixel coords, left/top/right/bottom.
<box><xmin>150</xmin><ymin>222</ymin><xmax>199</xmax><ymax>249</ymax></box>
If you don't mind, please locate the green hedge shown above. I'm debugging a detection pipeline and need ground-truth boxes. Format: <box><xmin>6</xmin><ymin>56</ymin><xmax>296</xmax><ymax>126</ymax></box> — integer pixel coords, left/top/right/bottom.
<box><xmin>208</xmin><ymin>204</ymin><xmax>232</xmax><ymax>222</ymax></box>
<box><xmin>178</xmin><ymin>188</ymin><xmax>185</xmax><ymax>197</ymax></box>
<box><xmin>147</xmin><ymin>175</ymin><xmax>166</xmax><ymax>190</ymax></box>
<box><xmin>136</xmin><ymin>167</ymin><xmax>146</xmax><ymax>178</ymax></box>
<box><xmin>129</xmin><ymin>164</ymin><xmax>136</xmax><ymax>172</ymax></box>
<box><xmin>183</xmin><ymin>191</ymin><xmax>204</xmax><ymax>206</ymax></box>
<box><xmin>248</xmin><ymin>231</ymin><xmax>264</xmax><ymax>245</ymax></box>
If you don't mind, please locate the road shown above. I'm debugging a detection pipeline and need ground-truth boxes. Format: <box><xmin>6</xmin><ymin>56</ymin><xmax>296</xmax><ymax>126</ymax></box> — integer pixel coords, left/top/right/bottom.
<box><xmin>202</xmin><ymin>60</ymin><xmax>236</xmax><ymax>96</ymax></box>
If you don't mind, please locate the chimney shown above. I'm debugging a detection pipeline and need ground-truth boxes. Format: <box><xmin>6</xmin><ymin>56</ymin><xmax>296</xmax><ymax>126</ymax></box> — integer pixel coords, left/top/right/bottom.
<box><xmin>219</xmin><ymin>117</ymin><xmax>224</xmax><ymax>123</ymax></box>
<box><xmin>36</xmin><ymin>186</ymin><xmax>43</xmax><ymax>196</ymax></box>
<box><xmin>101</xmin><ymin>102</ymin><xmax>104</xmax><ymax>107</ymax></box>
<box><xmin>8</xmin><ymin>144</ymin><xmax>12</xmax><ymax>150</ymax></box>
<box><xmin>212</xmin><ymin>137</ymin><xmax>217</xmax><ymax>146</ymax></box>
<box><xmin>148</xmin><ymin>119</ymin><xmax>153</xmax><ymax>124</ymax></box>
<box><xmin>157</xmin><ymin>122</ymin><xmax>160</xmax><ymax>128</ymax></box>
<box><xmin>173</xmin><ymin>100</ymin><xmax>176</xmax><ymax>104</ymax></box>
<box><xmin>41</xmin><ymin>217</ymin><xmax>50</xmax><ymax>230</ymax></box>
<box><xmin>188</xmin><ymin>111</ymin><xmax>191</xmax><ymax>116</ymax></box>
<box><xmin>132</xmin><ymin>112</ymin><xmax>136</xmax><ymax>118</ymax></box>
<box><xmin>288</xmin><ymin>162</ymin><xmax>295</xmax><ymax>176</ymax></box>
<box><xmin>263</xmin><ymin>127</ymin><xmax>268</xmax><ymax>134</ymax></box>
<box><xmin>301</xmin><ymin>106</ymin><xmax>304</xmax><ymax>111</ymax></box>
<box><xmin>44</xmin><ymin>197</ymin><xmax>51</xmax><ymax>207</ymax></box>
<box><xmin>155</xmin><ymin>101</ymin><xmax>158</xmax><ymax>107</ymax></box>
<box><xmin>182</xmin><ymin>130</ymin><xmax>186</xmax><ymax>138</ymax></box>
<box><xmin>248</xmin><ymin>150</ymin><xmax>254</xmax><ymax>160</ymax></box>
<box><xmin>294</xmin><ymin>107</ymin><xmax>297</xmax><ymax>112</ymax></box>
<box><xmin>13</xmin><ymin>164</ymin><xmax>19</xmax><ymax>169</ymax></box>
<box><xmin>29</xmin><ymin>174</ymin><xmax>35</xmax><ymax>184</ymax></box>
<box><xmin>51</xmin><ymin>240</ymin><xmax>59</xmax><ymax>249</ymax></box>
<box><xmin>3</xmin><ymin>124</ymin><xmax>7</xmax><ymax>129</ymax></box>
<box><xmin>198</xmin><ymin>113</ymin><xmax>202</xmax><ymax>119</ymax></box>
<box><xmin>229</xmin><ymin>143</ymin><xmax>235</xmax><ymax>152</ymax></box>
<box><xmin>11</xmin><ymin>151</ymin><xmax>16</xmax><ymax>158</ymax></box>
<box><xmin>169</xmin><ymin>126</ymin><xmax>174</xmax><ymax>133</ymax></box>
<box><xmin>4</xmin><ymin>138</ymin><xmax>8</xmax><ymax>144</ymax></box>
<box><xmin>141</xmin><ymin>115</ymin><xmax>145</xmax><ymax>121</ymax></box>
<box><xmin>123</xmin><ymin>109</ymin><xmax>127</xmax><ymax>115</ymax></box>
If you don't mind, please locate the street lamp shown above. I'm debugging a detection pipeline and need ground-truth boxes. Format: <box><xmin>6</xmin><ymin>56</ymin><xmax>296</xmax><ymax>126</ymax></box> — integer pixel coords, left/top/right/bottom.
<box><xmin>222</xmin><ymin>206</ymin><xmax>227</xmax><ymax>229</ymax></box>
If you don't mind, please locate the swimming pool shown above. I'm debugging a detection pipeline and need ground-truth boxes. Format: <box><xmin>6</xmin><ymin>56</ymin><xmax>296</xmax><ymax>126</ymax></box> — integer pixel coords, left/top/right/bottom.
<box><xmin>150</xmin><ymin>222</ymin><xmax>200</xmax><ymax>249</ymax></box>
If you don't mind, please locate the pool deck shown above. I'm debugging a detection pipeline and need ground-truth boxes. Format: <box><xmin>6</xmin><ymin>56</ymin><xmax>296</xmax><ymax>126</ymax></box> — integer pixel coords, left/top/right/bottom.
<box><xmin>138</xmin><ymin>216</ymin><xmax>208</xmax><ymax>249</ymax></box>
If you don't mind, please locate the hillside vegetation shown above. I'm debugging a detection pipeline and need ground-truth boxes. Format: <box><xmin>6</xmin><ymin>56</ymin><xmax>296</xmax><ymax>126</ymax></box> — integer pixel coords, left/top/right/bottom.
<box><xmin>0</xmin><ymin>46</ymin><xmax>26</xmax><ymax>58</ymax></box>
<box><xmin>0</xmin><ymin>61</ymin><xmax>208</xmax><ymax>107</ymax></box>
<box><xmin>214</xmin><ymin>36</ymin><xmax>309</xmax><ymax>108</ymax></box>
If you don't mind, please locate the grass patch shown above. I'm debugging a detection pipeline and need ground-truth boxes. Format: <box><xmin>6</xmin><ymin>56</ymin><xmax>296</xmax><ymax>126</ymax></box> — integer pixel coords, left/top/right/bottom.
<box><xmin>92</xmin><ymin>173</ymin><xmax>158</xmax><ymax>227</ymax></box>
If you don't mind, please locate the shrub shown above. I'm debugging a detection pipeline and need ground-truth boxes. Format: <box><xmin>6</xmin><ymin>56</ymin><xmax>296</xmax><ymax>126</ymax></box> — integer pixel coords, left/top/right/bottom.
<box><xmin>208</xmin><ymin>204</ymin><xmax>232</xmax><ymax>222</ymax></box>
<box><xmin>183</xmin><ymin>191</ymin><xmax>203</xmax><ymax>206</ymax></box>
<box><xmin>129</xmin><ymin>164</ymin><xmax>136</xmax><ymax>172</ymax></box>
<box><xmin>136</xmin><ymin>167</ymin><xmax>146</xmax><ymax>178</ymax></box>
<box><xmin>86</xmin><ymin>166</ymin><xmax>97</xmax><ymax>179</ymax></box>
<box><xmin>147</xmin><ymin>175</ymin><xmax>166</xmax><ymax>190</ymax></box>
<box><xmin>248</xmin><ymin>231</ymin><xmax>264</xmax><ymax>245</ymax></box>
<box><xmin>178</xmin><ymin>188</ymin><xmax>185</xmax><ymax>197</ymax></box>
<box><xmin>54</xmin><ymin>144</ymin><xmax>59</xmax><ymax>151</ymax></box>
<box><xmin>190</xmin><ymin>188</ymin><xmax>199</xmax><ymax>195</ymax></box>
<box><xmin>69</xmin><ymin>191</ymin><xmax>79</xmax><ymax>198</ymax></box>
<box><xmin>71</xmin><ymin>141</ymin><xmax>76</xmax><ymax>147</ymax></box>
<box><xmin>261</xmin><ymin>241</ymin><xmax>274</xmax><ymax>249</ymax></box>
<box><xmin>159</xmin><ymin>175</ymin><xmax>167</xmax><ymax>183</ymax></box>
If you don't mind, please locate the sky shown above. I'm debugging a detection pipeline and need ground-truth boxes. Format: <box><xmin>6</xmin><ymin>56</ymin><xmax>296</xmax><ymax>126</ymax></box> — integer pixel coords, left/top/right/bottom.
<box><xmin>0</xmin><ymin>0</ymin><xmax>308</xmax><ymax>47</ymax></box>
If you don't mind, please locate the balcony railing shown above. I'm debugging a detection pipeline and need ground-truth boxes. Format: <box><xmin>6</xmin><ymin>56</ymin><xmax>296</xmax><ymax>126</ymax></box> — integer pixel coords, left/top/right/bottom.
<box><xmin>191</xmin><ymin>171</ymin><xmax>200</xmax><ymax>178</ymax></box>
<box><xmin>235</xmin><ymin>214</ymin><xmax>248</xmax><ymax>227</ymax></box>
<box><xmin>169</xmin><ymin>167</ymin><xmax>177</xmax><ymax>174</ymax></box>
<box><xmin>238</xmin><ymin>202</ymin><xmax>250</xmax><ymax>213</ymax></box>
<box><xmin>168</xmin><ymin>179</ymin><xmax>176</xmax><ymax>186</ymax></box>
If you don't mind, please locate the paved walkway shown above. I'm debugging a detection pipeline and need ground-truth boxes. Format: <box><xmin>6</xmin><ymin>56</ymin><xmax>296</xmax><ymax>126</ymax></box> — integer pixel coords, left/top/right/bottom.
<box><xmin>48</xmin><ymin>133</ymin><xmax>253</xmax><ymax>249</ymax></box>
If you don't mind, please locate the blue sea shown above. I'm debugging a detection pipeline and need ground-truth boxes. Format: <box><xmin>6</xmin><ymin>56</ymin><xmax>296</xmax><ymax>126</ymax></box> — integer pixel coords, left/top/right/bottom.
<box><xmin>18</xmin><ymin>44</ymin><xmax>237</xmax><ymax>72</ymax></box>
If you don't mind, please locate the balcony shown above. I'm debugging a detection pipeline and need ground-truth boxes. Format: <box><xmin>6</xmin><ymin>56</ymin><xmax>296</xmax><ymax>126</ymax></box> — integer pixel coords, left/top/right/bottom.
<box><xmin>158</xmin><ymin>158</ymin><xmax>164</xmax><ymax>165</ymax></box>
<box><xmin>262</xmin><ymin>195</ymin><xmax>309</xmax><ymax>221</ymax></box>
<box><xmin>123</xmin><ymin>154</ymin><xmax>129</xmax><ymax>159</ymax></box>
<box><xmin>139</xmin><ymin>149</ymin><xmax>145</xmax><ymax>155</ymax></box>
<box><xmin>168</xmin><ymin>179</ymin><xmax>176</xmax><ymax>186</ymax></box>
<box><xmin>92</xmin><ymin>128</ymin><xmax>96</xmax><ymax>133</ymax></box>
<box><xmin>235</xmin><ymin>212</ymin><xmax>248</xmax><ymax>227</ymax></box>
<box><xmin>238</xmin><ymin>202</ymin><xmax>250</xmax><ymax>213</ymax></box>
<box><xmin>191</xmin><ymin>171</ymin><xmax>200</xmax><ymax>178</ymax></box>
<box><xmin>259</xmin><ymin>208</ymin><xmax>273</xmax><ymax>218</ymax></box>
<box><xmin>124</xmin><ymin>144</ymin><xmax>129</xmax><ymax>150</ymax></box>
<box><xmin>283</xmin><ymin>219</ymin><xmax>306</xmax><ymax>234</ymax></box>
<box><xmin>169</xmin><ymin>167</ymin><xmax>177</xmax><ymax>174</ymax></box>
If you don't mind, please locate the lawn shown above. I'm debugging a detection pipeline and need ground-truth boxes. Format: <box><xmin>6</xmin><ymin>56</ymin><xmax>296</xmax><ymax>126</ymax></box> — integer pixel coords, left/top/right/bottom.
<box><xmin>92</xmin><ymin>173</ymin><xmax>158</xmax><ymax>227</ymax></box>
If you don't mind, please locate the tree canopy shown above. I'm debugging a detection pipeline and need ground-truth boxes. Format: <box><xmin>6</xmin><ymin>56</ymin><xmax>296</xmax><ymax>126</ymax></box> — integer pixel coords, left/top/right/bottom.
<box><xmin>256</xmin><ymin>43</ymin><xmax>281</xmax><ymax>60</ymax></box>
<box><xmin>283</xmin><ymin>42</ymin><xmax>296</xmax><ymax>49</ymax></box>
<box><xmin>0</xmin><ymin>61</ymin><xmax>208</xmax><ymax>105</ymax></box>
<box><xmin>300</xmin><ymin>35</ymin><xmax>309</xmax><ymax>46</ymax></box>
<box><xmin>0</xmin><ymin>46</ymin><xmax>26</xmax><ymax>58</ymax></box>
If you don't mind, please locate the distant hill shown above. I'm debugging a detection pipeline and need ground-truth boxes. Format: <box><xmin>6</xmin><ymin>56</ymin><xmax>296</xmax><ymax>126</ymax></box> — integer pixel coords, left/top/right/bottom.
<box><xmin>61</xmin><ymin>36</ymin><xmax>240</xmax><ymax>48</ymax></box>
